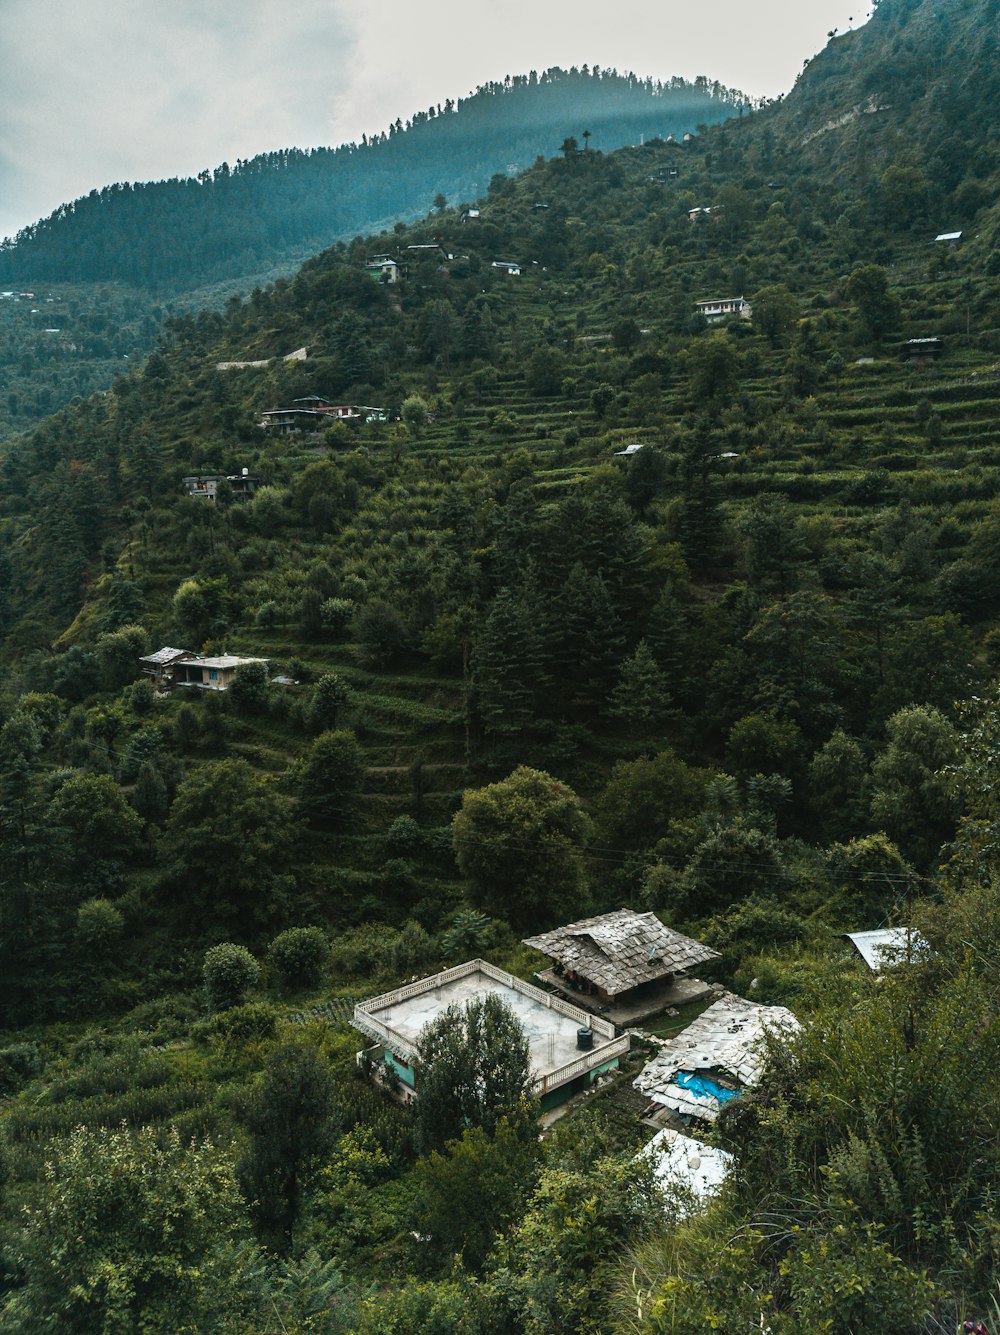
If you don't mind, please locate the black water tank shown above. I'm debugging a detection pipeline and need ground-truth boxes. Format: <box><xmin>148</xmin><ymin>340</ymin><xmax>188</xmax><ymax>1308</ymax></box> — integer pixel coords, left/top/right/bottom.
<box><xmin>577</xmin><ymin>1027</ymin><xmax>594</xmax><ymax>1051</ymax></box>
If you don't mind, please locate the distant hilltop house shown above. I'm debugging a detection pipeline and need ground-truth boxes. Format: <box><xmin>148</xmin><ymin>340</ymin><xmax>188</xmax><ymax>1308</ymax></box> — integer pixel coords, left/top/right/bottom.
<box><xmin>634</xmin><ymin>992</ymin><xmax>800</xmax><ymax>1124</ymax></box>
<box><xmin>352</xmin><ymin>958</ymin><xmax>629</xmax><ymax>1113</ymax></box>
<box><xmin>614</xmin><ymin>442</ymin><xmax>646</xmax><ymax>458</ymax></box>
<box><xmin>405</xmin><ymin>243</ymin><xmax>451</xmax><ymax>261</ymax></box>
<box><xmin>364</xmin><ymin>255</ymin><xmax>401</xmax><ymax>283</ymax></box>
<box><xmin>902</xmin><ymin>337</ymin><xmax>944</xmax><ymax>367</ymax></box>
<box><xmin>688</xmin><ymin>206</ymin><xmax>715</xmax><ymax>222</ymax></box>
<box><xmin>934</xmin><ymin>230</ymin><xmax>962</xmax><ymax>243</ymax></box>
<box><xmin>460</xmin><ymin>208</ymin><xmax>481</xmax><ymax>222</ymax></box>
<box><xmin>183</xmin><ymin>469</ymin><xmax>258</xmax><ymax>501</ymax></box>
<box><xmin>696</xmin><ymin>296</ymin><xmax>752</xmax><ymax>323</ymax></box>
<box><xmin>524</xmin><ymin>908</ymin><xmax>719</xmax><ymax>1026</ymax></box>
<box><xmin>260</xmin><ymin>397</ymin><xmax>389</xmax><ymax>433</ymax></box>
<box><xmin>140</xmin><ymin>648</ymin><xmax>268</xmax><ymax>692</ymax></box>
<box><xmin>491</xmin><ymin>260</ymin><xmax>522</xmax><ymax>276</ymax></box>
<box><xmin>216</xmin><ymin>347</ymin><xmax>307</xmax><ymax>371</ymax></box>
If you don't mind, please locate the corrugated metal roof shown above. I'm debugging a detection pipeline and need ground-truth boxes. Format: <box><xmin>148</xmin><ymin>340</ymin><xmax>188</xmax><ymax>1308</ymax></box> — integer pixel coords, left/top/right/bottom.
<box><xmin>843</xmin><ymin>928</ymin><xmax>929</xmax><ymax>972</ymax></box>
<box><xmin>639</xmin><ymin>1128</ymin><xmax>733</xmax><ymax>1205</ymax></box>
<box><xmin>633</xmin><ymin>992</ymin><xmax>800</xmax><ymax>1116</ymax></box>
<box><xmin>524</xmin><ymin>909</ymin><xmax>719</xmax><ymax>996</ymax></box>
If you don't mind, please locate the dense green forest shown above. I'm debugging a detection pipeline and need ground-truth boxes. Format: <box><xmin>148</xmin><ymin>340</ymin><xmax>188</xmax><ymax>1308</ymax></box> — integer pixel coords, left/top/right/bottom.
<box><xmin>0</xmin><ymin>68</ymin><xmax>743</xmax><ymax>292</ymax></box>
<box><xmin>0</xmin><ymin>68</ymin><xmax>742</xmax><ymax>441</ymax></box>
<box><xmin>1</xmin><ymin>0</ymin><xmax>1000</xmax><ymax>1329</ymax></box>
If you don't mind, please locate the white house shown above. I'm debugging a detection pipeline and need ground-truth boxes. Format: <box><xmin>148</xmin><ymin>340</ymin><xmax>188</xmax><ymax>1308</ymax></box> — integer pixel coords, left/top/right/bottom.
<box><xmin>353</xmin><ymin>959</ymin><xmax>629</xmax><ymax>1113</ymax></box>
<box><xmin>843</xmin><ymin>928</ymin><xmax>931</xmax><ymax>972</ymax></box>
<box><xmin>491</xmin><ymin>260</ymin><xmax>522</xmax><ymax>276</ymax></box>
<box><xmin>638</xmin><ymin>1128</ymin><xmax>734</xmax><ymax>1213</ymax></box>
<box><xmin>365</xmin><ymin>256</ymin><xmax>401</xmax><ymax>284</ymax></box>
<box><xmin>695</xmin><ymin>296</ymin><xmax>752</xmax><ymax>323</ymax></box>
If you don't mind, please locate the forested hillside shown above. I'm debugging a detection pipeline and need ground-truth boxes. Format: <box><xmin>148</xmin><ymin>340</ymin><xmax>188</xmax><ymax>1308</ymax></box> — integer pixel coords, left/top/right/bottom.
<box><xmin>0</xmin><ymin>67</ymin><xmax>742</xmax><ymax>441</ymax></box>
<box><xmin>1</xmin><ymin>0</ymin><xmax>1000</xmax><ymax>1329</ymax></box>
<box><xmin>0</xmin><ymin>68</ymin><xmax>742</xmax><ymax>292</ymax></box>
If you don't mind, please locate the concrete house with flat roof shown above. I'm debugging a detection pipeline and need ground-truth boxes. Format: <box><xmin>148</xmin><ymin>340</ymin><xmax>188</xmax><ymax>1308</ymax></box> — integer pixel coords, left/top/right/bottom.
<box><xmin>353</xmin><ymin>959</ymin><xmax>629</xmax><ymax>1112</ymax></box>
<box><xmin>173</xmin><ymin>654</ymin><xmax>268</xmax><ymax>692</ymax></box>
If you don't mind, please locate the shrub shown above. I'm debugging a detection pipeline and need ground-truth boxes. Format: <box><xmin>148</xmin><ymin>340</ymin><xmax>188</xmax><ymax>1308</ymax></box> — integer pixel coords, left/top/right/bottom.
<box><xmin>0</xmin><ymin>1042</ymin><xmax>45</xmax><ymax>1096</ymax></box>
<box><xmin>205</xmin><ymin>1001</ymin><xmax>277</xmax><ymax>1045</ymax></box>
<box><xmin>386</xmin><ymin>814</ymin><xmax>423</xmax><ymax>856</ymax></box>
<box><xmin>202</xmin><ymin>943</ymin><xmax>260</xmax><ymax>1012</ymax></box>
<box><xmin>267</xmin><ymin>927</ymin><xmax>329</xmax><ymax>989</ymax></box>
<box><xmin>76</xmin><ymin>898</ymin><xmax>125</xmax><ymax>952</ymax></box>
<box><xmin>228</xmin><ymin>661</ymin><xmax>270</xmax><ymax>714</ymax></box>
<box><xmin>320</xmin><ymin>597</ymin><xmax>355</xmax><ymax>637</ymax></box>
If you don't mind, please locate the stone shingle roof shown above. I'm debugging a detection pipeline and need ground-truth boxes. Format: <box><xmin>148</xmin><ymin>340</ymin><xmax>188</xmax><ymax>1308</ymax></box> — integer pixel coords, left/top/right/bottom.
<box><xmin>139</xmin><ymin>646</ymin><xmax>191</xmax><ymax>666</ymax></box>
<box><xmin>633</xmin><ymin>992</ymin><xmax>800</xmax><ymax>1118</ymax></box>
<box><xmin>523</xmin><ymin>909</ymin><xmax>719</xmax><ymax>997</ymax></box>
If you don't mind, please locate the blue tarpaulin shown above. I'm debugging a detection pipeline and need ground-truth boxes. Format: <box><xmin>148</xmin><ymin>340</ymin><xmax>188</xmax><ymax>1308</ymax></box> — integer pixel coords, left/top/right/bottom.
<box><xmin>674</xmin><ymin>1072</ymin><xmax>740</xmax><ymax>1104</ymax></box>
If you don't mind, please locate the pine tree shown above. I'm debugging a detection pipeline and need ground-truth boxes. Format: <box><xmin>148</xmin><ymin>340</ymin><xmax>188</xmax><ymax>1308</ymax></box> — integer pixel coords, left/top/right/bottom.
<box><xmin>610</xmin><ymin>640</ymin><xmax>674</xmax><ymax>730</ymax></box>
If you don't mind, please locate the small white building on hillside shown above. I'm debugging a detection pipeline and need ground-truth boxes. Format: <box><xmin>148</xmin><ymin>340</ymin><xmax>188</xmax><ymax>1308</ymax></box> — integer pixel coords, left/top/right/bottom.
<box><xmin>843</xmin><ymin>927</ymin><xmax>930</xmax><ymax>972</ymax></box>
<box><xmin>695</xmin><ymin>296</ymin><xmax>752</xmax><ymax>322</ymax></box>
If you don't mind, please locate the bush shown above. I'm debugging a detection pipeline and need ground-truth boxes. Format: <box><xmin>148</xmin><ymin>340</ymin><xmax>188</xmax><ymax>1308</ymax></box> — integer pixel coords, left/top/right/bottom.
<box><xmin>320</xmin><ymin>597</ymin><xmax>355</xmax><ymax>637</ymax></box>
<box><xmin>228</xmin><ymin>661</ymin><xmax>270</xmax><ymax>714</ymax></box>
<box><xmin>202</xmin><ymin>943</ymin><xmax>260</xmax><ymax>1012</ymax></box>
<box><xmin>267</xmin><ymin>927</ymin><xmax>329</xmax><ymax>989</ymax></box>
<box><xmin>255</xmin><ymin>600</ymin><xmax>282</xmax><ymax>629</ymax></box>
<box><xmin>205</xmin><ymin>1001</ymin><xmax>277</xmax><ymax>1045</ymax></box>
<box><xmin>0</xmin><ymin>1042</ymin><xmax>45</xmax><ymax>1096</ymax></box>
<box><xmin>76</xmin><ymin>898</ymin><xmax>125</xmax><ymax>952</ymax></box>
<box><xmin>386</xmin><ymin>814</ymin><xmax>424</xmax><ymax>856</ymax></box>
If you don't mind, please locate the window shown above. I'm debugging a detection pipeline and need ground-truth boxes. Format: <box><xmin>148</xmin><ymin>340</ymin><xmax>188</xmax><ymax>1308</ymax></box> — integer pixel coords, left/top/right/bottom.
<box><xmin>209</xmin><ymin>670</ymin><xmax>218</xmax><ymax>682</ymax></box>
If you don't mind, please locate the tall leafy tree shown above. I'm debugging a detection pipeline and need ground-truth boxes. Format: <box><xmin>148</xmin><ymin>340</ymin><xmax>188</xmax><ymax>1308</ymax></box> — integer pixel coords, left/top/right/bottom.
<box><xmin>452</xmin><ymin>766</ymin><xmax>590</xmax><ymax>928</ymax></box>
<box><xmin>414</xmin><ymin>993</ymin><xmax>534</xmax><ymax>1154</ymax></box>
<box><xmin>162</xmin><ymin>758</ymin><xmax>299</xmax><ymax>926</ymax></box>
<box><xmin>237</xmin><ymin>1039</ymin><xmax>340</xmax><ymax>1251</ymax></box>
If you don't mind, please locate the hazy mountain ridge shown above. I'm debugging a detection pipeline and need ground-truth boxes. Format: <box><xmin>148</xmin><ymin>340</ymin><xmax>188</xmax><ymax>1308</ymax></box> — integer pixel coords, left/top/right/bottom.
<box><xmin>1</xmin><ymin>5</ymin><xmax>1000</xmax><ymax>1329</ymax></box>
<box><xmin>0</xmin><ymin>68</ymin><xmax>743</xmax><ymax>293</ymax></box>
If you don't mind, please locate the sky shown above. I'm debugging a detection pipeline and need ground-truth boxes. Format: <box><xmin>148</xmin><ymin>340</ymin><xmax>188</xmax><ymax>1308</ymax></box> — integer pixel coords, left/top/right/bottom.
<box><xmin>0</xmin><ymin>0</ymin><xmax>871</xmax><ymax>242</ymax></box>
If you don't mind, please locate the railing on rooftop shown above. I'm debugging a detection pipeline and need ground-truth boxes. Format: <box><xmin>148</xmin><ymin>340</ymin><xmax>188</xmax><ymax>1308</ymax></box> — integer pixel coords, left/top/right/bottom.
<box><xmin>534</xmin><ymin>1034</ymin><xmax>630</xmax><ymax>1096</ymax></box>
<box><xmin>356</xmin><ymin>958</ymin><xmax>616</xmax><ymax>1039</ymax></box>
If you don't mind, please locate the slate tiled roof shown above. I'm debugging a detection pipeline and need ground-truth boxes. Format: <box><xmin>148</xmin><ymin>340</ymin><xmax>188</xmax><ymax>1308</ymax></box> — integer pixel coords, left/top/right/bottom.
<box><xmin>634</xmin><ymin>992</ymin><xmax>800</xmax><ymax>1114</ymax></box>
<box><xmin>523</xmin><ymin>909</ymin><xmax>719</xmax><ymax>996</ymax></box>
<box><xmin>140</xmin><ymin>646</ymin><xmax>191</xmax><ymax>666</ymax></box>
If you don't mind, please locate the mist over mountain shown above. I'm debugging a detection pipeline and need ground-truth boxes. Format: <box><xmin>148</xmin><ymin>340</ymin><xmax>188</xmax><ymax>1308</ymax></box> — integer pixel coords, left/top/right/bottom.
<box><xmin>2</xmin><ymin>3</ymin><xmax>1000</xmax><ymax>1330</ymax></box>
<box><xmin>0</xmin><ymin>67</ymin><xmax>743</xmax><ymax>293</ymax></box>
